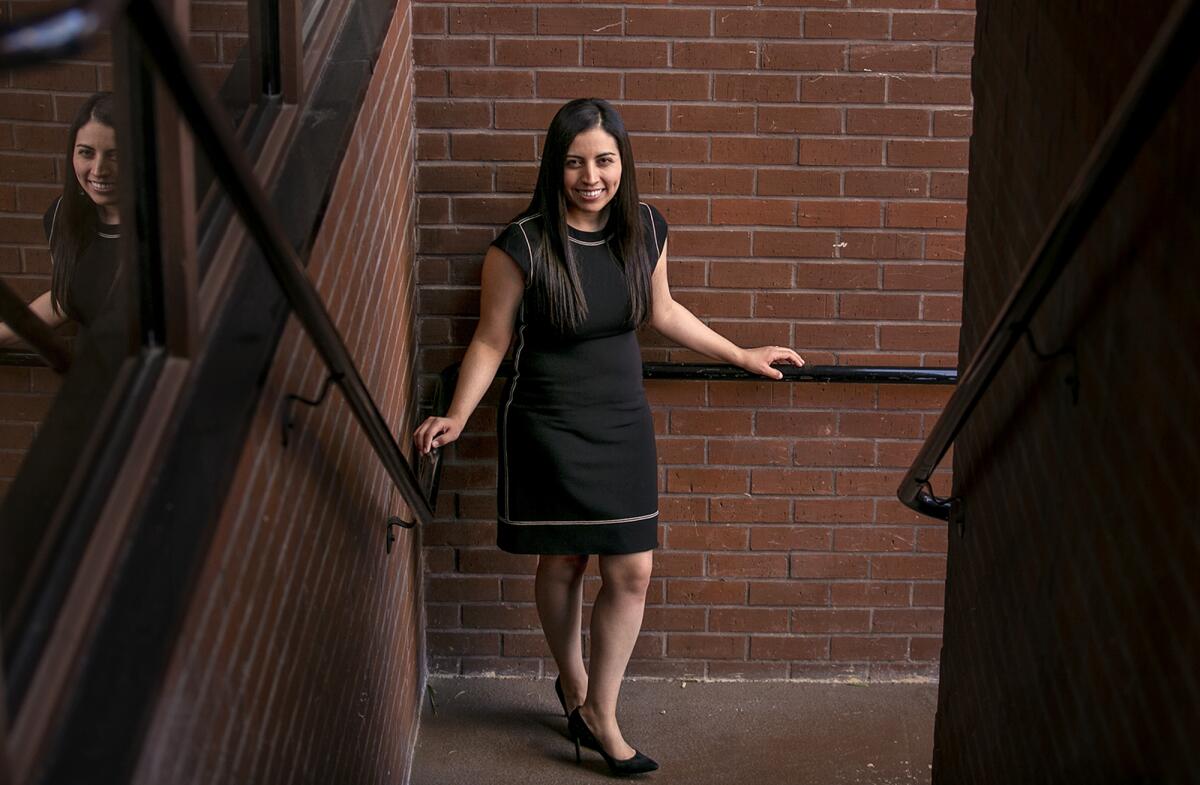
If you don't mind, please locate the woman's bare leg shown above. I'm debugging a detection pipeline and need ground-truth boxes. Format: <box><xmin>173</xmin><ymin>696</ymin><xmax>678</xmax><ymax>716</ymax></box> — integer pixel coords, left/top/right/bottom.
<box><xmin>535</xmin><ymin>554</ymin><xmax>590</xmax><ymax>711</ymax></box>
<box><xmin>579</xmin><ymin>550</ymin><xmax>653</xmax><ymax>760</ymax></box>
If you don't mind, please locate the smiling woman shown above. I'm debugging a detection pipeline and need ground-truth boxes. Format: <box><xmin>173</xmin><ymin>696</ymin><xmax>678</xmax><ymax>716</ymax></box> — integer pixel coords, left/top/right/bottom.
<box><xmin>0</xmin><ymin>92</ymin><xmax>122</xmax><ymax>348</ymax></box>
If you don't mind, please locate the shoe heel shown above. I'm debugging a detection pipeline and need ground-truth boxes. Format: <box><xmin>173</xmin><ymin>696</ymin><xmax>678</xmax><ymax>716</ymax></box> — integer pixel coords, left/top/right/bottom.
<box><xmin>574</xmin><ymin>737</ymin><xmax>581</xmax><ymax>764</ymax></box>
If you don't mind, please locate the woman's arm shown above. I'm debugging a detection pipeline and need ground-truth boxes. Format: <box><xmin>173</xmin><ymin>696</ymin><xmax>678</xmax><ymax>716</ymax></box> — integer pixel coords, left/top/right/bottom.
<box><xmin>413</xmin><ymin>245</ymin><xmax>525</xmax><ymax>455</ymax></box>
<box><xmin>648</xmin><ymin>239</ymin><xmax>804</xmax><ymax>379</ymax></box>
<box><xmin>0</xmin><ymin>290</ymin><xmax>67</xmax><ymax>348</ymax></box>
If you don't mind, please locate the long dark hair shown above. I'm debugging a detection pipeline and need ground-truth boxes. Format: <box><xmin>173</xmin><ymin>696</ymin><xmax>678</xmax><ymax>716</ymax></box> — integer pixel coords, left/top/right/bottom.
<box><xmin>521</xmin><ymin>98</ymin><xmax>652</xmax><ymax>332</ymax></box>
<box><xmin>50</xmin><ymin>91</ymin><xmax>115</xmax><ymax>319</ymax></box>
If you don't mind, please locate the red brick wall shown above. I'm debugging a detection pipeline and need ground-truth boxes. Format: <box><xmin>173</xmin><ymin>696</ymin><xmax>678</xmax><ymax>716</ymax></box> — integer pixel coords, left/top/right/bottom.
<box><xmin>934</xmin><ymin>0</ymin><xmax>1200</xmax><ymax>780</ymax></box>
<box><xmin>130</xmin><ymin>4</ymin><xmax>425</xmax><ymax>782</ymax></box>
<box><xmin>414</xmin><ymin>1</ymin><xmax>972</xmax><ymax>680</ymax></box>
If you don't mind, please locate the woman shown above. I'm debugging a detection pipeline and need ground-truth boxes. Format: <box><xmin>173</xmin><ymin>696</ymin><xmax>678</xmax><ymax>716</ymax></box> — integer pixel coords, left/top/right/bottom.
<box><xmin>0</xmin><ymin>92</ymin><xmax>120</xmax><ymax>348</ymax></box>
<box><xmin>413</xmin><ymin>98</ymin><xmax>804</xmax><ymax>776</ymax></box>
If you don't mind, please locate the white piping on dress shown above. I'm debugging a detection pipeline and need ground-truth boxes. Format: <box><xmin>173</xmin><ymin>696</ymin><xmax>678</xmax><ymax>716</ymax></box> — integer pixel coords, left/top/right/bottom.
<box><xmin>501</xmin><ymin>301</ymin><xmax>527</xmax><ymax>522</ymax></box>
<box><xmin>640</xmin><ymin>202</ymin><xmax>661</xmax><ymax>257</ymax></box>
<box><xmin>500</xmin><ymin>510</ymin><xmax>659</xmax><ymax>526</ymax></box>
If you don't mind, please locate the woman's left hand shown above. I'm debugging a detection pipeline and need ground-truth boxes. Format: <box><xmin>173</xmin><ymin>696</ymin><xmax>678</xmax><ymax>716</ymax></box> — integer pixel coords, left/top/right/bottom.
<box><xmin>738</xmin><ymin>346</ymin><xmax>805</xmax><ymax>380</ymax></box>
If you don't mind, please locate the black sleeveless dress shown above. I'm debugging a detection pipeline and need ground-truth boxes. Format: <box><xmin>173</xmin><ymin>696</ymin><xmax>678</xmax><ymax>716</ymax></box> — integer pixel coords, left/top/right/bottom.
<box><xmin>491</xmin><ymin>202</ymin><xmax>668</xmax><ymax>555</ymax></box>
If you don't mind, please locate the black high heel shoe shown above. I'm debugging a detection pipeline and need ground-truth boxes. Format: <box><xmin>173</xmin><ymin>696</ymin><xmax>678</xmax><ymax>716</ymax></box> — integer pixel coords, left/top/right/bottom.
<box><xmin>554</xmin><ymin>676</ymin><xmax>569</xmax><ymax>718</ymax></box>
<box><xmin>567</xmin><ymin>708</ymin><xmax>659</xmax><ymax>776</ymax></box>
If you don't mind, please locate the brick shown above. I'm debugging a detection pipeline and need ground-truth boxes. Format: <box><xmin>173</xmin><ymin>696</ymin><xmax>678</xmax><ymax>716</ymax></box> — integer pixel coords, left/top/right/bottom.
<box><xmin>748</xmin><ymin>581</ymin><xmax>829</xmax><ymax>606</ymax></box>
<box><xmin>496</xmin><ymin>39</ymin><xmax>579</xmax><ymax>67</ymax></box>
<box><xmin>414</xmin><ymin>70</ymin><xmax>447</xmax><ymax>97</ymax></box>
<box><xmin>670</xmin><ymin>409</ymin><xmax>753</xmax><ymax>436</ymax></box>
<box><xmin>459</xmin><ymin>549</ymin><xmax>537</xmax><ymax>575</ymax></box>
<box><xmin>711</xmin><ymin>497</ymin><xmax>793</xmax><ymax>523</ymax></box>
<box><xmin>930</xmin><ymin>170</ymin><xmax>968</xmax><ymax>197</ymax></box>
<box><xmin>874</xmin><ymin>608</ymin><xmax>944</xmax><ymax>633</ymax></box>
<box><xmin>673</xmin><ymin>42</ymin><xmax>758</xmax><ymax>71</ymax></box>
<box><xmin>413</xmin><ymin>38</ymin><xmax>489</xmax><ymax>66</ymax></box>
<box><xmin>757</xmin><ymin>106</ymin><xmax>841</xmax><ymax>135</ymax></box>
<box><xmin>911</xmin><ymin>582</ymin><xmax>945</xmax><ymax>606</ymax></box>
<box><xmin>625</xmin><ymin>8</ymin><xmax>712</xmax><ymax>37</ymax></box>
<box><xmin>756</xmin><ymin>411</ymin><xmax>837</xmax><ymax>439</ymax></box>
<box><xmin>850</xmin><ymin>44</ymin><xmax>936</xmax><ymax>73</ymax></box>
<box><xmin>834</xmin><ymin>527</ymin><xmax>916</xmax><ymax>552</ymax></box>
<box><xmin>448</xmin><ymin>71</ymin><xmax>533</xmax><ymax>98</ymax></box>
<box><xmin>937</xmin><ymin>45</ymin><xmax>973</xmax><ymax>74</ymax></box>
<box><xmin>750</xmin><ymin>636</ymin><xmax>827</xmax><ymax>661</ymax></box>
<box><xmin>887</xmin><ymin>139</ymin><xmax>969</xmax><ymax>167</ymax></box>
<box><xmin>667</xmin><ymin>579</ymin><xmax>747</xmax><ymax>605</ymax></box>
<box><xmin>629</xmin><ymin>135</ymin><xmax>709</xmax><ymax>164</ymax></box>
<box><xmin>450</xmin><ymin>133</ymin><xmax>534</xmax><ymax>162</ymax></box>
<box><xmin>418</xmin><ymin>131</ymin><xmax>448</xmax><ymax>159</ymax></box>
<box><xmin>842</xmin><ymin>232</ymin><xmax>923</xmax><ymax>259</ymax></box>
<box><xmin>750</xmin><ymin>526</ymin><xmax>832</xmax><ymax>551</ymax></box>
<box><xmin>801</xmin><ymin>75</ymin><xmax>885</xmax><ymax>103</ymax></box>
<box><xmin>416</xmin><ymin>100</ymin><xmax>491</xmax><ymax>129</ymax></box>
<box><xmin>847</xmin><ymin>107</ymin><xmax>930</xmax><ymax>136</ymax></box>
<box><xmin>536</xmin><ymin>71</ymin><xmax>622</xmax><ymax>100</ymax></box>
<box><xmin>673</xmin><ymin>290</ymin><xmax>753</xmax><ymax>317</ymax></box>
<box><xmin>792</xmin><ymin>609</ymin><xmax>871</xmax><ymax>633</ymax></box>
<box><xmin>872</xmin><ymin>554</ymin><xmax>947</xmax><ymax>579</ymax></box>
<box><xmin>893</xmin><ymin>12</ymin><xmax>976</xmax><ymax>41</ymax></box>
<box><xmin>934</xmin><ymin>109</ymin><xmax>973</xmax><ymax>137</ymax></box>
<box><xmin>413</xmin><ymin>6</ymin><xmax>445</xmax><ymax>33</ymax></box>
<box><xmin>797</xmin><ymin>200</ymin><xmax>883</xmax><ymax>228</ymax></box>
<box><xmin>806</xmin><ymin>11</ymin><xmax>890</xmax><ymax>39</ymax></box>
<box><xmin>450</xmin><ymin>6</ymin><xmax>533</xmax><ymax>34</ymax></box>
<box><xmin>666</xmin><ymin>467</ymin><xmax>748</xmax><ymax>494</ymax></box>
<box><xmin>753</xmin><ymin>230</ymin><xmax>838</xmax><ymax>258</ymax></box>
<box><xmin>491</xmin><ymin>101</ymin><xmax>558</xmax><ymax>131</ymax></box>
<box><xmin>830</xmin><ymin>636</ymin><xmax>907</xmax><ymax>660</ymax></box>
<box><xmin>0</xmin><ymin>93</ymin><xmax>55</xmax><ymax>122</ymax></box>
<box><xmin>451</xmin><ymin>196</ymin><xmax>527</xmax><ymax>225</ymax></box>
<box><xmin>710</xmin><ymin>261</ymin><xmax>793</xmax><ymax>289</ymax></box>
<box><xmin>846</xmin><ymin>170</ymin><xmax>928</xmax><ymax>198</ymax></box>
<box><xmin>761</xmin><ymin>43</ymin><xmax>845</xmax><ymax>71</ymax></box>
<box><xmin>0</xmin><ymin>153</ymin><xmax>55</xmax><ymax>183</ymax></box>
<box><xmin>886</xmin><ymin>201</ymin><xmax>966</xmax><ymax>229</ymax></box>
<box><xmin>709</xmin><ymin>553</ymin><xmax>789</xmax><ymax>578</ymax></box>
<box><xmin>707</xmin><ymin>437</ymin><xmax>791</xmax><ymax>466</ymax></box>
<box><xmin>754</xmin><ymin>292</ymin><xmax>836</xmax><ymax>318</ymax></box>
<box><xmin>462</xmin><ymin>604</ymin><xmax>540</xmax><ymax>630</ymax></box>
<box><xmin>709</xmin><ymin>380</ymin><xmax>791</xmax><ymax>407</ymax></box>
<box><xmin>660</xmin><ymin>496</ymin><xmax>709</xmax><ymax>523</ymax></box>
<box><xmin>756</xmin><ymin>170</ymin><xmax>841</xmax><ymax>197</ymax></box>
<box><xmin>888</xmin><ymin>75</ymin><xmax>972</xmax><ymax>104</ymax></box>
<box><xmin>626</xmin><ymin>73</ymin><xmax>711</xmax><ymax>101</ymax></box>
<box><xmin>653</xmin><ymin>552</ymin><xmax>706</xmax><ymax>577</ymax></box>
<box><xmin>831</xmin><ymin>582</ymin><xmax>911</xmax><ymax>607</ymax></box>
<box><xmin>790</xmin><ymin>553</ymin><xmax>869</xmax><ymax>579</ymax></box>
<box><xmin>667</xmin><ymin>634</ymin><xmax>745</xmax><ymax>660</ymax></box>
<box><xmin>798</xmin><ymin>139</ymin><xmax>883</xmax><ymax>166</ymax></box>
<box><xmin>614</xmin><ymin>103</ymin><xmax>671</xmax><ymax>132</ymax></box>
<box><xmin>428</xmin><ymin>632</ymin><xmax>500</xmax><ymax>657</ymax></box>
<box><xmin>672</xmin><ymin>105</ymin><xmax>755</xmax><ymax>133</ymax></box>
<box><xmin>710</xmin><ymin>608</ymin><xmax>789</xmax><ymax>633</ymax></box>
<box><xmin>926</xmin><ymin>234</ymin><xmax>965</xmax><ymax>260</ymax></box>
<box><xmin>502</xmin><ymin>634</ymin><xmax>550</xmax><ymax>658</ymax></box>
<box><xmin>584</xmin><ymin>40</ymin><xmax>668</xmax><ymax>69</ymax></box>
<box><xmin>841</xmin><ymin>413</ymin><xmax>923</xmax><ymax>439</ymax></box>
<box><xmin>791</xmin><ymin>439</ymin><xmax>875</xmax><ymax>468</ymax></box>
<box><xmin>656</xmin><ymin>437</ymin><xmax>706</xmax><ymax>464</ymax></box>
<box><xmin>792</xmin><ymin>499</ymin><xmax>875</xmax><ymax>524</ymax></box>
<box><xmin>670</xmin><ymin>229</ymin><xmax>752</xmax><ymax>257</ymax></box>
<box><xmin>751</xmin><ymin>469</ymin><xmax>833</xmax><ymax>495</ymax></box>
<box><xmin>840</xmin><ymin>292</ymin><xmax>920</xmax><ymax>319</ymax></box>
<box><xmin>880</xmin><ymin>324</ymin><xmax>960</xmax><ymax>351</ymax></box>
<box><xmin>537</xmin><ymin>7</ymin><xmax>623</xmax><ymax>36</ymax></box>
<box><xmin>671</xmin><ymin>167</ymin><xmax>754</xmax><ymax>196</ymax></box>
<box><xmin>666</xmin><ymin>524</ymin><xmax>748</xmax><ymax>551</ymax></box>
<box><xmin>711</xmin><ymin>138</ymin><xmax>795</xmax><ymax>165</ymax></box>
<box><xmin>714</xmin><ymin>74</ymin><xmax>797</xmax><ymax>103</ymax></box>
<box><xmin>642</xmin><ymin>607</ymin><xmax>706</xmax><ymax>632</ymax></box>
<box><xmin>883</xmin><ymin>262</ymin><xmax>963</xmax><ymax>290</ymax></box>
<box><xmin>715</xmin><ymin>9</ymin><xmax>802</xmax><ymax>38</ymax></box>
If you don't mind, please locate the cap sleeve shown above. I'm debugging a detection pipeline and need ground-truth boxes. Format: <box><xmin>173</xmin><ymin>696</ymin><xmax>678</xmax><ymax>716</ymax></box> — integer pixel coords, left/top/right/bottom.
<box><xmin>43</xmin><ymin>197</ymin><xmax>62</xmax><ymax>245</ymax></box>
<box><xmin>491</xmin><ymin>216</ymin><xmax>539</xmax><ymax>286</ymax></box>
<box><xmin>640</xmin><ymin>202</ymin><xmax>668</xmax><ymax>270</ymax></box>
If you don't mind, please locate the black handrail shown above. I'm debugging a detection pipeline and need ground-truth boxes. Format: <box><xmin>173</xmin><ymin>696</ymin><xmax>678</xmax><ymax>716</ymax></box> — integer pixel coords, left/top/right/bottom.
<box><xmin>896</xmin><ymin>0</ymin><xmax>1200</xmax><ymax>521</ymax></box>
<box><xmin>425</xmin><ymin>361</ymin><xmax>957</xmax><ymax>519</ymax></box>
<box><xmin>0</xmin><ymin>282</ymin><xmax>71</xmax><ymax>372</ymax></box>
<box><xmin>0</xmin><ymin>0</ymin><xmax>433</xmax><ymax>526</ymax></box>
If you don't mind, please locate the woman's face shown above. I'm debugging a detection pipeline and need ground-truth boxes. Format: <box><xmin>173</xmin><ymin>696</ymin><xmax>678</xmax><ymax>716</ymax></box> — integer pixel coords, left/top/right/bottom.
<box><xmin>73</xmin><ymin>120</ymin><xmax>118</xmax><ymax>214</ymax></box>
<box><xmin>561</xmin><ymin>126</ymin><xmax>622</xmax><ymax>230</ymax></box>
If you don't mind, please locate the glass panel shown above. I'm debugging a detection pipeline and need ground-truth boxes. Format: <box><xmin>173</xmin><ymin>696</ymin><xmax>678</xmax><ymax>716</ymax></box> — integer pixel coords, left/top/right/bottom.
<box><xmin>0</xmin><ymin>44</ymin><xmax>143</xmax><ymax>708</ymax></box>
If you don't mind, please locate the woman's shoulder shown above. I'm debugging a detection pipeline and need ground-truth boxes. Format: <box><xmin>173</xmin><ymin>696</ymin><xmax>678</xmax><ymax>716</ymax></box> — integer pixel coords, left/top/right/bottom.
<box><xmin>492</xmin><ymin>212</ymin><xmax>544</xmax><ymax>277</ymax></box>
<box><xmin>637</xmin><ymin>201</ymin><xmax>668</xmax><ymax>259</ymax></box>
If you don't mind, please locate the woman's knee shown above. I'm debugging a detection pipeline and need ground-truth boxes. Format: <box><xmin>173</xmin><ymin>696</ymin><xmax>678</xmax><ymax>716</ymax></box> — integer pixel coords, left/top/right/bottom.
<box><xmin>600</xmin><ymin>552</ymin><xmax>652</xmax><ymax>596</ymax></box>
<box><xmin>538</xmin><ymin>554</ymin><xmax>589</xmax><ymax>582</ymax></box>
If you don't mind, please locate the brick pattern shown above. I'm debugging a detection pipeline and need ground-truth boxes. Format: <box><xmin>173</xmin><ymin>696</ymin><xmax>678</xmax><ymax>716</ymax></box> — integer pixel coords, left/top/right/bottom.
<box><xmin>935</xmin><ymin>0</ymin><xmax>1200</xmax><ymax>781</ymax></box>
<box><xmin>414</xmin><ymin>2</ymin><xmax>973</xmax><ymax>679</ymax></box>
<box><xmin>189</xmin><ymin>0</ymin><xmax>251</xmax><ymax>95</ymax></box>
<box><xmin>130</xmin><ymin>5</ymin><xmax>425</xmax><ymax>783</ymax></box>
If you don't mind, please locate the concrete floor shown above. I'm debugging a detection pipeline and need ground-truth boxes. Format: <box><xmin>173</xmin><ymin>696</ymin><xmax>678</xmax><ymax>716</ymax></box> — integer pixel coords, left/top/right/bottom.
<box><xmin>412</xmin><ymin>676</ymin><xmax>937</xmax><ymax>785</ymax></box>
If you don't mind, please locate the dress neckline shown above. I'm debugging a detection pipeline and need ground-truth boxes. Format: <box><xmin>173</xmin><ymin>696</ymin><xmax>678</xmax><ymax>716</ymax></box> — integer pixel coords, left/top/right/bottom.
<box><xmin>567</xmin><ymin>224</ymin><xmax>608</xmax><ymax>246</ymax></box>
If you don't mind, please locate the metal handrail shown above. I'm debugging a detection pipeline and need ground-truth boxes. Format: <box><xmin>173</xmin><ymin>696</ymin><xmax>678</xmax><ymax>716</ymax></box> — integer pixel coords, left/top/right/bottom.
<box><xmin>425</xmin><ymin>360</ymin><xmax>957</xmax><ymax>520</ymax></box>
<box><xmin>1</xmin><ymin>0</ymin><xmax>433</xmax><ymax>527</ymax></box>
<box><xmin>896</xmin><ymin>0</ymin><xmax>1200</xmax><ymax>521</ymax></box>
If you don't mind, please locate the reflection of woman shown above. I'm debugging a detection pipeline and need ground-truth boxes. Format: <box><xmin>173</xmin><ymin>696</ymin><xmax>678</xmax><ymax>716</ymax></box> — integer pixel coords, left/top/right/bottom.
<box><xmin>414</xmin><ymin>99</ymin><xmax>804</xmax><ymax>776</ymax></box>
<box><xmin>0</xmin><ymin>92</ymin><xmax>120</xmax><ymax>348</ymax></box>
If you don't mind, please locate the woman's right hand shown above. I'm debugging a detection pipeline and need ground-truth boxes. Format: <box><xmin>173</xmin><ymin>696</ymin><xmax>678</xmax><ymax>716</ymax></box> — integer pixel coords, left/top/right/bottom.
<box><xmin>413</xmin><ymin>415</ymin><xmax>465</xmax><ymax>456</ymax></box>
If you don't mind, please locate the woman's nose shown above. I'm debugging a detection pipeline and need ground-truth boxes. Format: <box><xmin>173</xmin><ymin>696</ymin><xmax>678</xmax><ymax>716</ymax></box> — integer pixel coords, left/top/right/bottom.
<box><xmin>94</xmin><ymin>156</ymin><xmax>114</xmax><ymax>176</ymax></box>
